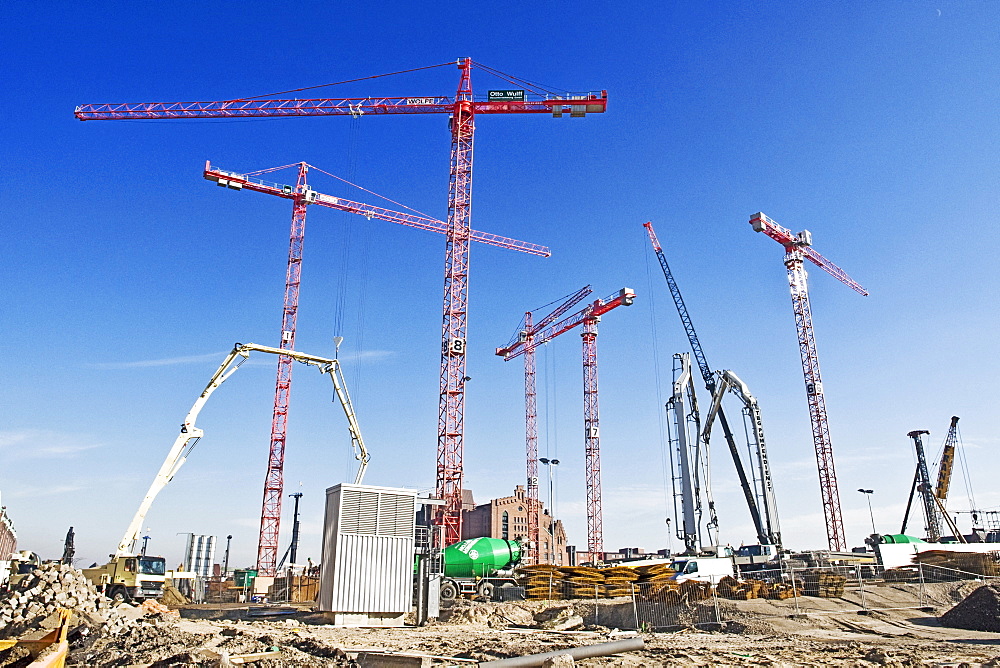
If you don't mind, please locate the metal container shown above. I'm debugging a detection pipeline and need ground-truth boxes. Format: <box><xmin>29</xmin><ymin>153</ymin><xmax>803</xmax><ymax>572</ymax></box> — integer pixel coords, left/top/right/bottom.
<box><xmin>318</xmin><ymin>483</ymin><xmax>416</xmax><ymax>626</ymax></box>
<box><xmin>182</xmin><ymin>534</ymin><xmax>216</xmax><ymax>578</ymax></box>
<box><xmin>233</xmin><ymin>569</ymin><xmax>257</xmax><ymax>588</ymax></box>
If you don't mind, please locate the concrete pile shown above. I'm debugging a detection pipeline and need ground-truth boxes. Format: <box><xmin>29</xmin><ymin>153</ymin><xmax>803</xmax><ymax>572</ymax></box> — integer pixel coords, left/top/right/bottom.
<box><xmin>0</xmin><ymin>563</ymin><xmax>142</xmax><ymax>639</ymax></box>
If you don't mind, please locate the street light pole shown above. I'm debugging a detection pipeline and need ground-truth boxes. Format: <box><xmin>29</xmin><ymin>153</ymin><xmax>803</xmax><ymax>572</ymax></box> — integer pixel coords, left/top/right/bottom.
<box><xmin>858</xmin><ymin>489</ymin><xmax>876</xmax><ymax>536</ymax></box>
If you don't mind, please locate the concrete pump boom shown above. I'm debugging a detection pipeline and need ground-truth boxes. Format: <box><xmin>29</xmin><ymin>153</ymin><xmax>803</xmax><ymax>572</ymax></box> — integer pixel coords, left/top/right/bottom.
<box><xmin>116</xmin><ymin>342</ymin><xmax>369</xmax><ymax>557</ymax></box>
<box><xmin>702</xmin><ymin>370</ymin><xmax>781</xmax><ymax>547</ymax></box>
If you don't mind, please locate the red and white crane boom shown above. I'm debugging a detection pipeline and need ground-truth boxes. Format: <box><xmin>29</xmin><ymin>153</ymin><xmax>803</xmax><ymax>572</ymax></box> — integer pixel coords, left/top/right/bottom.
<box><xmin>496</xmin><ymin>286</ymin><xmax>593</xmax><ymax>563</ymax></box>
<box><xmin>206</xmin><ymin>162</ymin><xmax>548</xmax><ymax>574</ymax></box>
<box><xmin>750</xmin><ymin>212</ymin><xmax>868</xmax><ymax>551</ymax></box>
<box><xmin>205</xmin><ymin>163</ymin><xmax>550</xmax><ymax>256</ymax></box>
<box><xmin>77</xmin><ymin>58</ymin><xmax>607</xmax><ymax>549</ymax></box>
<box><xmin>499</xmin><ymin>288</ymin><xmax>635</xmax><ymax>557</ymax></box>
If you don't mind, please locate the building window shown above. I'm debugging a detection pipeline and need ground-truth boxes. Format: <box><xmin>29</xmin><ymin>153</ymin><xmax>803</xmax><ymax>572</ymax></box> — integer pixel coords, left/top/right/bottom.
<box><xmin>502</xmin><ymin>511</ymin><xmax>509</xmax><ymax>540</ymax></box>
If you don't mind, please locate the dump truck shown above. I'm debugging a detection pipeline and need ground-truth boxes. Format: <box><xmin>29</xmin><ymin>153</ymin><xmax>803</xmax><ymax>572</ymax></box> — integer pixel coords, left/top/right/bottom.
<box><xmin>82</xmin><ymin>554</ymin><xmax>169</xmax><ymax>603</ymax></box>
<box><xmin>438</xmin><ymin>537</ymin><xmax>523</xmax><ymax>600</ymax></box>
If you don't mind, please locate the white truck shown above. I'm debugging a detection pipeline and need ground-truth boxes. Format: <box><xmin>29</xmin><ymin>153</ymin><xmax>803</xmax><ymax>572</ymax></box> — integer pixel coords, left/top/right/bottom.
<box><xmin>669</xmin><ymin>555</ymin><xmax>736</xmax><ymax>583</ymax></box>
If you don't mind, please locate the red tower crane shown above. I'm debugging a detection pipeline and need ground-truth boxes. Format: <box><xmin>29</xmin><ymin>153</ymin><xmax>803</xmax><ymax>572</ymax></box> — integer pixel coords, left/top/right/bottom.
<box><xmin>76</xmin><ymin>59</ymin><xmax>607</xmax><ymax>549</ymax></box>
<box><xmin>495</xmin><ymin>285</ymin><xmax>594</xmax><ymax>564</ymax></box>
<box><xmin>497</xmin><ymin>288</ymin><xmax>635</xmax><ymax>558</ymax></box>
<box><xmin>749</xmin><ymin>212</ymin><xmax>868</xmax><ymax>551</ymax></box>
<box><xmin>205</xmin><ymin>161</ymin><xmax>549</xmax><ymax>574</ymax></box>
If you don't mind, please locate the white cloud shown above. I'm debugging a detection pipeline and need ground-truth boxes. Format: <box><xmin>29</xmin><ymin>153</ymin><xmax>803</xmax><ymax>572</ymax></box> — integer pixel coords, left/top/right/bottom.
<box><xmin>84</xmin><ymin>348</ymin><xmax>395</xmax><ymax>370</ymax></box>
<box><xmin>85</xmin><ymin>352</ymin><xmax>227</xmax><ymax>369</ymax></box>
<box><xmin>6</xmin><ymin>483</ymin><xmax>88</xmax><ymax>498</ymax></box>
<box><xmin>0</xmin><ymin>429</ymin><xmax>103</xmax><ymax>459</ymax></box>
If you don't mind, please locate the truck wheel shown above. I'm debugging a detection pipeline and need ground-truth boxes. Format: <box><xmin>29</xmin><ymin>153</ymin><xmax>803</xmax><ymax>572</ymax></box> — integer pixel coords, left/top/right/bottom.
<box><xmin>476</xmin><ymin>581</ymin><xmax>495</xmax><ymax>600</ymax></box>
<box><xmin>110</xmin><ymin>586</ymin><xmax>130</xmax><ymax>604</ymax></box>
<box><xmin>439</xmin><ymin>580</ymin><xmax>459</xmax><ymax>601</ymax></box>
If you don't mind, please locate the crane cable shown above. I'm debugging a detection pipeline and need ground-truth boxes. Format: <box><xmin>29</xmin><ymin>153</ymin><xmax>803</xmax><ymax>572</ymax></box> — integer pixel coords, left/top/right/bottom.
<box><xmin>239</xmin><ymin>62</ymin><xmax>457</xmax><ymax>101</ymax></box>
<box><xmin>643</xmin><ymin>233</ymin><xmax>674</xmax><ymax>527</ymax></box>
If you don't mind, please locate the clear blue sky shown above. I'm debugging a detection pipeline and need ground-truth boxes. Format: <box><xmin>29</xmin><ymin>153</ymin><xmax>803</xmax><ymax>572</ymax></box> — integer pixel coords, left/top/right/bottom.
<box><xmin>2</xmin><ymin>1</ymin><xmax>998</xmax><ymax>569</ymax></box>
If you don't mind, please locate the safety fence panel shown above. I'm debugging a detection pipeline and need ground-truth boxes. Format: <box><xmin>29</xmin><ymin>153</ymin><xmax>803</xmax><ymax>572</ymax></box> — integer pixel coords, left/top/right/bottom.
<box><xmin>631</xmin><ymin>580</ymin><xmax>720</xmax><ymax>631</ymax></box>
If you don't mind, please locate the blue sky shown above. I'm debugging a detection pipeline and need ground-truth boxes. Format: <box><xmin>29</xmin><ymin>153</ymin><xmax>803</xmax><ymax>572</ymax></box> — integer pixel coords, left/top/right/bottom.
<box><xmin>2</xmin><ymin>1</ymin><xmax>998</xmax><ymax>569</ymax></box>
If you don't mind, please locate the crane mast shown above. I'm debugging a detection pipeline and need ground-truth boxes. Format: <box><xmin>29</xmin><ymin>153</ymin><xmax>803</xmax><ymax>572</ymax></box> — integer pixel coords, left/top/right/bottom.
<box><xmin>498</xmin><ymin>288</ymin><xmax>635</xmax><ymax>557</ymax></box>
<box><xmin>666</xmin><ymin>353</ymin><xmax>713</xmax><ymax>554</ymax></box>
<box><xmin>77</xmin><ymin>58</ymin><xmax>607</xmax><ymax>551</ymax></box>
<box><xmin>206</xmin><ymin>160</ymin><xmax>548</xmax><ymax>571</ymax></box>
<box><xmin>644</xmin><ymin>221</ymin><xmax>775</xmax><ymax>546</ymax></box>
<box><xmin>909</xmin><ymin>429</ymin><xmax>941</xmax><ymax>541</ymax></box>
<box><xmin>750</xmin><ymin>212</ymin><xmax>868</xmax><ymax>551</ymax></box>
<box><xmin>497</xmin><ymin>286</ymin><xmax>593</xmax><ymax>564</ymax></box>
<box><xmin>258</xmin><ymin>163</ymin><xmax>309</xmax><ymax>576</ymax></box>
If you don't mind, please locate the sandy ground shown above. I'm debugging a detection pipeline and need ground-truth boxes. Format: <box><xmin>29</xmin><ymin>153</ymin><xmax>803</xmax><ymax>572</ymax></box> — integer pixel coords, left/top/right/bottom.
<box><xmin>66</xmin><ymin>581</ymin><xmax>1000</xmax><ymax>666</ymax></box>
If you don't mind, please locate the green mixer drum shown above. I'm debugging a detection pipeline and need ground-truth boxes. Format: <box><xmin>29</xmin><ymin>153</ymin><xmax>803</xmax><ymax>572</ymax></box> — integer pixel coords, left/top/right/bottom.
<box><xmin>443</xmin><ymin>537</ymin><xmax>522</xmax><ymax>577</ymax></box>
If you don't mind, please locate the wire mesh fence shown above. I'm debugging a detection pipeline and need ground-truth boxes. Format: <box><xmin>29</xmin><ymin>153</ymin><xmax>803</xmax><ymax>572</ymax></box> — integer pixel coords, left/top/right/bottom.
<box><xmin>515</xmin><ymin>562</ymin><xmax>1000</xmax><ymax>631</ymax></box>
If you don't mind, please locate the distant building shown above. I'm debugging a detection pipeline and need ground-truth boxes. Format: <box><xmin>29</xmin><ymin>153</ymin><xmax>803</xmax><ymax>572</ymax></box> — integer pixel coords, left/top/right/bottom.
<box><xmin>462</xmin><ymin>485</ymin><xmax>568</xmax><ymax>565</ymax></box>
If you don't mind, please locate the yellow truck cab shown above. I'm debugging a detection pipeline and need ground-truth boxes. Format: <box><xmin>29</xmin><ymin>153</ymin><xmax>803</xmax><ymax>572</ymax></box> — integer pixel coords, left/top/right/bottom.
<box><xmin>83</xmin><ymin>555</ymin><xmax>167</xmax><ymax>602</ymax></box>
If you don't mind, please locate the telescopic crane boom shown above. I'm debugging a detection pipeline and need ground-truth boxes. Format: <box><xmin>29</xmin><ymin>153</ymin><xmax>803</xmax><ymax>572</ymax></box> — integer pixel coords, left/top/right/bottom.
<box><xmin>116</xmin><ymin>342</ymin><xmax>368</xmax><ymax>557</ymax></box>
<box><xmin>644</xmin><ymin>222</ymin><xmax>778</xmax><ymax>547</ymax></box>
<box><xmin>702</xmin><ymin>370</ymin><xmax>781</xmax><ymax>547</ymax></box>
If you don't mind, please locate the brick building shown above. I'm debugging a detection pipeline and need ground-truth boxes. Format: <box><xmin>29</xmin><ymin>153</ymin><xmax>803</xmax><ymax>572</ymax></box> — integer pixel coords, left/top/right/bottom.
<box><xmin>462</xmin><ymin>485</ymin><xmax>568</xmax><ymax>565</ymax></box>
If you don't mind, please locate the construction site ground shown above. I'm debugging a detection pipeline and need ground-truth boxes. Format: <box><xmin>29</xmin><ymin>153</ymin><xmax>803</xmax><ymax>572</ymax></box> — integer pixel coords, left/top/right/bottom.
<box><xmin>30</xmin><ymin>580</ymin><xmax>1000</xmax><ymax>666</ymax></box>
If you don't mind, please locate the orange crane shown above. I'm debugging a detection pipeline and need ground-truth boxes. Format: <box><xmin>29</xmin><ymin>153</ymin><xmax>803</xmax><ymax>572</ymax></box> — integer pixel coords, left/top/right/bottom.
<box><xmin>498</xmin><ymin>288</ymin><xmax>635</xmax><ymax>559</ymax></box>
<box><xmin>205</xmin><ymin>161</ymin><xmax>549</xmax><ymax>574</ymax></box>
<box><xmin>76</xmin><ymin>59</ymin><xmax>607</xmax><ymax>551</ymax></box>
<box><xmin>495</xmin><ymin>286</ymin><xmax>593</xmax><ymax>563</ymax></box>
<box><xmin>750</xmin><ymin>212</ymin><xmax>868</xmax><ymax>551</ymax></box>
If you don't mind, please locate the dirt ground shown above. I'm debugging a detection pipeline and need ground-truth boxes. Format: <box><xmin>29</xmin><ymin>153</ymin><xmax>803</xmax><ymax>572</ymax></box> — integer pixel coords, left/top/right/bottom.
<box><xmin>62</xmin><ymin>581</ymin><xmax>1000</xmax><ymax>666</ymax></box>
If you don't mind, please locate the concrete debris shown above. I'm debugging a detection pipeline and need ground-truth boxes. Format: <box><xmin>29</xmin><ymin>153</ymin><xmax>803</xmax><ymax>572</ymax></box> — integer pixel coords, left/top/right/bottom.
<box><xmin>534</xmin><ymin>607</ymin><xmax>584</xmax><ymax>631</ymax></box>
<box><xmin>0</xmin><ymin>563</ymin><xmax>138</xmax><ymax>640</ymax></box>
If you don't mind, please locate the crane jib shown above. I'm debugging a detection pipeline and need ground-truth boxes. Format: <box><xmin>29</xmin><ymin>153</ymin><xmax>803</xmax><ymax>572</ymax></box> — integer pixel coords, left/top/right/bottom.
<box><xmin>75</xmin><ymin>94</ymin><xmax>607</xmax><ymax>121</ymax></box>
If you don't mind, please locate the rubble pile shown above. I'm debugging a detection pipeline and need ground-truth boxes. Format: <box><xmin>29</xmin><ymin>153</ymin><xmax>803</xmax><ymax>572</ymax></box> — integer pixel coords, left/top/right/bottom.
<box><xmin>939</xmin><ymin>583</ymin><xmax>1000</xmax><ymax>632</ymax></box>
<box><xmin>0</xmin><ymin>563</ymin><xmax>140</xmax><ymax>639</ymax></box>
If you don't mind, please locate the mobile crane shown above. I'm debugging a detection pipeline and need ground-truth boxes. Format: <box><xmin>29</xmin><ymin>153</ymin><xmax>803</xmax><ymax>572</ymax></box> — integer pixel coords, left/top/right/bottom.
<box><xmin>84</xmin><ymin>342</ymin><xmax>368</xmax><ymax>602</ymax></box>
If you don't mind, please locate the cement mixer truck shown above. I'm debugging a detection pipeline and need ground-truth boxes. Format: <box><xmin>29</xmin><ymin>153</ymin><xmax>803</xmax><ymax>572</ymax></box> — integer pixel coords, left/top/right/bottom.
<box><xmin>438</xmin><ymin>537</ymin><xmax>522</xmax><ymax>601</ymax></box>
